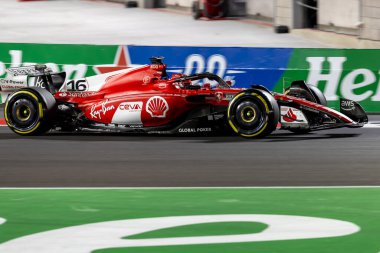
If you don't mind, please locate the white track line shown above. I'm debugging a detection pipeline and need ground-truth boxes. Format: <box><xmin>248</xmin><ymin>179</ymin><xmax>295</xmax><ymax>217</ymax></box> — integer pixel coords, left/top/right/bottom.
<box><xmin>364</xmin><ymin>123</ymin><xmax>380</xmax><ymax>128</ymax></box>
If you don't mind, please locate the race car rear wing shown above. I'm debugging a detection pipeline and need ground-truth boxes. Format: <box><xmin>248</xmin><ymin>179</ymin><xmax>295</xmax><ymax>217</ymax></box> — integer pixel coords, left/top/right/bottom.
<box><xmin>3</xmin><ymin>65</ymin><xmax>66</xmax><ymax>94</ymax></box>
<box><xmin>6</xmin><ymin>64</ymin><xmax>52</xmax><ymax>77</ymax></box>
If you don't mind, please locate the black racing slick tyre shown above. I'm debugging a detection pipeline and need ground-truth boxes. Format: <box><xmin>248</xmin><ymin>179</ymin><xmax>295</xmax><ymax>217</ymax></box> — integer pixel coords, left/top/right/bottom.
<box><xmin>285</xmin><ymin>83</ymin><xmax>327</xmax><ymax>106</ymax></box>
<box><xmin>4</xmin><ymin>87</ymin><xmax>57</xmax><ymax>136</ymax></box>
<box><xmin>227</xmin><ymin>89</ymin><xmax>279</xmax><ymax>138</ymax></box>
<box><xmin>308</xmin><ymin>85</ymin><xmax>327</xmax><ymax>106</ymax></box>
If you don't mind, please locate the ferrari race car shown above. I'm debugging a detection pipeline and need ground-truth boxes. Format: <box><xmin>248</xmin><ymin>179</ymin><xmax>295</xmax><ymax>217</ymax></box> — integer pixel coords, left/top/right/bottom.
<box><xmin>0</xmin><ymin>57</ymin><xmax>368</xmax><ymax>138</ymax></box>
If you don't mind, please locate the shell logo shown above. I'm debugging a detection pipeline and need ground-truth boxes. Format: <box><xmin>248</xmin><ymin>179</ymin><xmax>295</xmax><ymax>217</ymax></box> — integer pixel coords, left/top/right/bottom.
<box><xmin>146</xmin><ymin>96</ymin><xmax>169</xmax><ymax>118</ymax></box>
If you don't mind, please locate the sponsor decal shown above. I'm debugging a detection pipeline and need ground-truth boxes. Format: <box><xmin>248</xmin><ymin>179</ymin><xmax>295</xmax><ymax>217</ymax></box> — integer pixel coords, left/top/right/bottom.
<box><xmin>6</xmin><ymin>66</ymin><xmax>36</xmax><ymax>76</ymax></box>
<box><xmin>215</xmin><ymin>92</ymin><xmax>223</xmax><ymax>102</ymax></box>
<box><xmin>119</xmin><ymin>102</ymin><xmax>142</xmax><ymax>111</ymax></box>
<box><xmin>341</xmin><ymin>99</ymin><xmax>355</xmax><ymax>111</ymax></box>
<box><xmin>151</xmin><ymin>64</ymin><xmax>165</xmax><ymax>70</ymax></box>
<box><xmin>58</xmin><ymin>92</ymin><xmax>97</xmax><ymax>98</ymax></box>
<box><xmin>0</xmin><ymin>85</ymin><xmax>23</xmax><ymax>90</ymax></box>
<box><xmin>225</xmin><ymin>94</ymin><xmax>235</xmax><ymax>101</ymax></box>
<box><xmin>0</xmin><ymin>77</ymin><xmax>27</xmax><ymax>91</ymax></box>
<box><xmin>143</xmin><ymin>76</ymin><xmax>151</xmax><ymax>84</ymax></box>
<box><xmin>178</xmin><ymin>128</ymin><xmax>212</xmax><ymax>133</ymax></box>
<box><xmin>90</xmin><ymin>100</ymin><xmax>115</xmax><ymax>120</ymax></box>
<box><xmin>34</xmin><ymin>77</ymin><xmax>46</xmax><ymax>88</ymax></box>
<box><xmin>280</xmin><ymin>106</ymin><xmax>308</xmax><ymax>125</ymax></box>
<box><xmin>300</xmin><ymin>105</ymin><xmax>319</xmax><ymax>113</ymax></box>
<box><xmin>105</xmin><ymin>74</ymin><xmax>118</xmax><ymax>83</ymax></box>
<box><xmin>146</xmin><ymin>96</ymin><xmax>169</xmax><ymax>118</ymax></box>
<box><xmin>126</xmin><ymin>124</ymin><xmax>143</xmax><ymax>128</ymax></box>
<box><xmin>158</xmin><ymin>83</ymin><xmax>167</xmax><ymax>89</ymax></box>
<box><xmin>0</xmin><ymin>79</ymin><xmax>24</xmax><ymax>85</ymax></box>
<box><xmin>283</xmin><ymin>108</ymin><xmax>297</xmax><ymax>122</ymax></box>
<box><xmin>112</xmin><ymin>101</ymin><xmax>143</xmax><ymax>124</ymax></box>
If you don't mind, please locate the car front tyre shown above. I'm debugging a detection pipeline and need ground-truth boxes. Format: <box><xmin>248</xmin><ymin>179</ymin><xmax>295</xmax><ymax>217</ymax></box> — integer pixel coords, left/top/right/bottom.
<box><xmin>227</xmin><ymin>89</ymin><xmax>279</xmax><ymax>138</ymax></box>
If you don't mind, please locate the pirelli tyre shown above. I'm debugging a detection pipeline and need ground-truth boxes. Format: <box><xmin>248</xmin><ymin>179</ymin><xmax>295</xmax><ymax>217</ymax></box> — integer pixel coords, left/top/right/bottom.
<box><xmin>227</xmin><ymin>89</ymin><xmax>279</xmax><ymax>138</ymax></box>
<box><xmin>4</xmin><ymin>87</ymin><xmax>57</xmax><ymax>136</ymax></box>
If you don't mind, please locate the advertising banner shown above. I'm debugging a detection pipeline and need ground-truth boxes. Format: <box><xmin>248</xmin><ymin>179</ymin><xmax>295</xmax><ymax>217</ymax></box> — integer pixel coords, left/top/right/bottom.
<box><xmin>1</xmin><ymin>43</ymin><xmax>379</xmax><ymax>112</ymax></box>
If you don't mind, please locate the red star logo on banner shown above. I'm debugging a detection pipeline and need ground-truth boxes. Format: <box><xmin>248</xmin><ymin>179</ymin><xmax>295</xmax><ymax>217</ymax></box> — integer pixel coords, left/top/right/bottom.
<box><xmin>93</xmin><ymin>46</ymin><xmax>131</xmax><ymax>74</ymax></box>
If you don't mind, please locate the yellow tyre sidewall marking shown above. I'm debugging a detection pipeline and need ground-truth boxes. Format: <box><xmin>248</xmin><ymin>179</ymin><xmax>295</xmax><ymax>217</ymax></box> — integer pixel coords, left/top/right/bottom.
<box><xmin>5</xmin><ymin>90</ymin><xmax>44</xmax><ymax>135</ymax></box>
<box><xmin>227</xmin><ymin>93</ymin><xmax>245</xmax><ymax>134</ymax></box>
<box><xmin>240</xmin><ymin>105</ymin><xmax>256</xmax><ymax>123</ymax></box>
<box><xmin>228</xmin><ymin>92</ymin><xmax>270</xmax><ymax>138</ymax></box>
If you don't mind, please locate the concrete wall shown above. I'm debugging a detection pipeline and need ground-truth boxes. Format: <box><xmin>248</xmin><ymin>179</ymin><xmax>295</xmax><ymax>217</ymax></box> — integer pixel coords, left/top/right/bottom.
<box><xmin>318</xmin><ymin>0</ymin><xmax>360</xmax><ymax>33</ymax></box>
<box><xmin>166</xmin><ymin>0</ymin><xmax>274</xmax><ymax>18</ymax></box>
<box><xmin>166</xmin><ymin>0</ymin><xmax>192</xmax><ymax>8</ymax></box>
<box><xmin>247</xmin><ymin>0</ymin><xmax>274</xmax><ymax>18</ymax></box>
<box><xmin>361</xmin><ymin>0</ymin><xmax>380</xmax><ymax>40</ymax></box>
<box><xmin>274</xmin><ymin>0</ymin><xmax>293</xmax><ymax>28</ymax></box>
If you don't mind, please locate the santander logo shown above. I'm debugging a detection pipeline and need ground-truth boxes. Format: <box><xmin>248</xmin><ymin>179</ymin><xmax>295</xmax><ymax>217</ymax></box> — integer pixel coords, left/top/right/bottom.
<box><xmin>146</xmin><ymin>96</ymin><xmax>169</xmax><ymax>118</ymax></box>
<box><xmin>283</xmin><ymin>108</ymin><xmax>297</xmax><ymax>122</ymax></box>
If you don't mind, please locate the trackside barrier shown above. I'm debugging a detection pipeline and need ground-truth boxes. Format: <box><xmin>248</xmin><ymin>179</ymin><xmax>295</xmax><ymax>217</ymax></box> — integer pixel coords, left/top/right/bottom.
<box><xmin>0</xmin><ymin>43</ymin><xmax>379</xmax><ymax>112</ymax></box>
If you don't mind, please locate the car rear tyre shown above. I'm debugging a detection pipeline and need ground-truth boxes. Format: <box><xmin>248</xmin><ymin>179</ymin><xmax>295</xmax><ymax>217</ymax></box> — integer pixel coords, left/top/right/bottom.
<box><xmin>227</xmin><ymin>89</ymin><xmax>279</xmax><ymax>138</ymax></box>
<box><xmin>4</xmin><ymin>88</ymin><xmax>57</xmax><ymax>136</ymax></box>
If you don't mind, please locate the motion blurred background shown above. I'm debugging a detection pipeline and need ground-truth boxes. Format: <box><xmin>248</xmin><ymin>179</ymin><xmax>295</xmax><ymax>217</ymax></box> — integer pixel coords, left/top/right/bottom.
<box><xmin>3</xmin><ymin>0</ymin><xmax>379</xmax><ymax>48</ymax></box>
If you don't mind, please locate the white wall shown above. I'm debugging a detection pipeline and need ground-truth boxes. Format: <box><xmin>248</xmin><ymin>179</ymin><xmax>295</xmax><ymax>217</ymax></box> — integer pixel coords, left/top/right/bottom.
<box><xmin>247</xmin><ymin>0</ymin><xmax>274</xmax><ymax>18</ymax></box>
<box><xmin>318</xmin><ymin>0</ymin><xmax>360</xmax><ymax>29</ymax></box>
<box><xmin>361</xmin><ymin>0</ymin><xmax>380</xmax><ymax>40</ymax></box>
<box><xmin>166</xmin><ymin>0</ymin><xmax>192</xmax><ymax>7</ymax></box>
<box><xmin>274</xmin><ymin>0</ymin><xmax>293</xmax><ymax>28</ymax></box>
<box><xmin>166</xmin><ymin>0</ymin><xmax>274</xmax><ymax>17</ymax></box>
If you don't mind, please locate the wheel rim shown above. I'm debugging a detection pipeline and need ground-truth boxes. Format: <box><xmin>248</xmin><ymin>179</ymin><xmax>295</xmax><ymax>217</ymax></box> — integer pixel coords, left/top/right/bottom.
<box><xmin>15</xmin><ymin>104</ymin><xmax>32</xmax><ymax>122</ymax></box>
<box><xmin>234</xmin><ymin>100</ymin><xmax>266</xmax><ymax>131</ymax></box>
<box><xmin>228</xmin><ymin>95</ymin><xmax>269</xmax><ymax>136</ymax></box>
<box><xmin>240</xmin><ymin>106</ymin><xmax>256</xmax><ymax>123</ymax></box>
<box><xmin>7</xmin><ymin>95</ymin><xmax>40</xmax><ymax>131</ymax></box>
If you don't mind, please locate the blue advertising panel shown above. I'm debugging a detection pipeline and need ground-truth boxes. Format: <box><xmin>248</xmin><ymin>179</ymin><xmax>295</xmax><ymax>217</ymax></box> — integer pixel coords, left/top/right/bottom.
<box><xmin>127</xmin><ymin>46</ymin><xmax>293</xmax><ymax>90</ymax></box>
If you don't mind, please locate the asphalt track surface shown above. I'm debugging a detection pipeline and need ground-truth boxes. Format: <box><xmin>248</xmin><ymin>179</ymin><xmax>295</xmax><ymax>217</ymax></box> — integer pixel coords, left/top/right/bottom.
<box><xmin>1</xmin><ymin>110</ymin><xmax>380</xmax><ymax>187</ymax></box>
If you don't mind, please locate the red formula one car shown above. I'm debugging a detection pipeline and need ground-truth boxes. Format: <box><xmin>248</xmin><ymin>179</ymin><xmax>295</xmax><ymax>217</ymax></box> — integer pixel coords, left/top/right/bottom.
<box><xmin>1</xmin><ymin>58</ymin><xmax>368</xmax><ymax>138</ymax></box>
